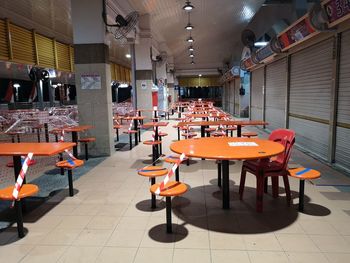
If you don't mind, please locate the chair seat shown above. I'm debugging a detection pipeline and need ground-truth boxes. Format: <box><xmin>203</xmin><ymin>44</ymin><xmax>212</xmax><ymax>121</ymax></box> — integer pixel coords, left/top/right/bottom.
<box><xmin>123</xmin><ymin>130</ymin><xmax>138</xmax><ymax>134</ymax></box>
<box><xmin>138</xmin><ymin>166</ymin><xmax>168</xmax><ymax>177</ymax></box>
<box><xmin>114</xmin><ymin>125</ymin><xmax>122</xmax><ymax>129</ymax></box>
<box><xmin>150</xmin><ymin>181</ymin><xmax>187</xmax><ymax>197</ymax></box>
<box><xmin>0</xmin><ymin>184</ymin><xmax>39</xmax><ymax>201</ymax></box>
<box><xmin>159</xmin><ymin>132</ymin><xmax>168</xmax><ymax>137</ymax></box>
<box><xmin>56</xmin><ymin>159</ymin><xmax>84</xmax><ymax>169</ymax></box>
<box><xmin>242</xmin><ymin>132</ymin><xmax>258</xmax><ymax>138</ymax></box>
<box><xmin>288</xmin><ymin>167</ymin><xmax>321</xmax><ymax>180</ymax></box>
<box><xmin>243</xmin><ymin>159</ymin><xmax>283</xmax><ymax>173</ymax></box>
<box><xmin>79</xmin><ymin>137</ymin><xmax>96</xmax><ymax>143</ymax></box>
<box><xmin>164</xmin><ymin>155</ymin><xmax>188</xmax><ymax>164</ymax></box>
<box><xmin>143</xmin><ymin>140</ymin><xmax>162</xmax><ymax>145</ymax></box>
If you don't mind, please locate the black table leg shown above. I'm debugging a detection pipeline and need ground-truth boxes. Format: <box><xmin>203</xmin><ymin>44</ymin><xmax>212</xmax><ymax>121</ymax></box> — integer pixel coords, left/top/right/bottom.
<box><xmin>237</xmin><ymin>125</ymin><xmax>242</xmax><ymax>137</ymax></box>
<box><xmin>222</xmin><ymin>160</ymin><xmax>230</xmax><ymax>209</ymax></box>
<box><xmin>72</xmin><ymin>131</ymin><xmax>78</xmax><ymax>157</ymax></box>
<box><xmin>217</xmin><ymin>161</ymin><xmax>222</xmax><ymax>187</ymax></box>
<box><xmin>201</xmin><ymin>126</ymin><xmax>205</xmax><ymax>138</ymax></box>
<box><xmin>36</xmin><ymin>129</ymin><xmax>41</xmax><ymax>142</ymax></box>
<box><xmin>151</xmin><ymin>177</ymin><xmax>156</xmax><ymax>208</ymax></box>
<box><xmin>166</xmin><ymin>197</ymin><xmax>172</xmax><ymax>233</ymax></box>
<box><xmin>299</xmin><ymin>180</ymin><xmax>305</xmax><ymax>212</ymax></box>
<box><xmin>44</xmin><ymin>123</ymin><xmax>49</xmax><ymax>142</ymax></box>
<box><xmin>134</xmin><ymin>132</ymin><xmax>138</xmax><ymax>146</ymax></box>
<box><xmin>177</xmin><ymin>127</ymin><xmax>180</xmax><ymax>141</ymax></box>
<box><xmin>15</xmin><ymin>200</ymin><xmax>24</xmax><ymax>238</ymax></box>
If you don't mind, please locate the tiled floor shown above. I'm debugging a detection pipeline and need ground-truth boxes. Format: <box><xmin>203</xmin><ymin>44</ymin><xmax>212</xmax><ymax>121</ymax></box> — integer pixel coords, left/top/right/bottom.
<box><xmin>1</xmin><ymin>116</ymin><xmax>350</xmax><ymax>262</ymax></box>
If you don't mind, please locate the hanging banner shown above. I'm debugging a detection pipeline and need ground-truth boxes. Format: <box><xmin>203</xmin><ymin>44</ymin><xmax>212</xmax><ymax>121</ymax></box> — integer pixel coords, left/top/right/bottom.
<box><xmin>278</xmin><ymin>14</ymin><xmax>318</xmax><ymax>51</ymax></box>
<box><xmin>323</xmin><ymin>0</ymin><xmax>350</xmax><ymax>27</ymax></box>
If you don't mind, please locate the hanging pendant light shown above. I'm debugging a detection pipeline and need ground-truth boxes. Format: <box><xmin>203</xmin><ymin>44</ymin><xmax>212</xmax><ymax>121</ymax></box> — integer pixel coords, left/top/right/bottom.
<box><xmin>188</xmin><ymin>45</ymin><xmax>194</xmax><ymax>52</ymax></box>
<box><xmin>189</xmin><ymin>53</ymin><xmax>195</xmax><ymax>58</ymax></box>
<box><xmin>191</xmin><ymin>60</ymin><xmax>195</xmax><ymax>64</ymax></box>
<box><xmin>187</xmin><ymin>32</ymin><xmax>194</xmax><ymax>43</ymax></box>
<box><xmin>183</xmin><ymin>1</ymin><xmax>194</xmax><ymax>11</ymax></box>
<box><xmin>185</xmin><ymin>13</ymin><xmax>194</xmax><ymax>30</ymax></box>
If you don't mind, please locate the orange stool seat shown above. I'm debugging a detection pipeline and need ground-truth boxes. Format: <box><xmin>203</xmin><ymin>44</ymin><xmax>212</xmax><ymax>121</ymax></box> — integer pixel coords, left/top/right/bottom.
<box><xmin>288</xmin><ymin>167</ymin><xmax>321</xmax><ymax>212</ymax></box>
<box><xmin>205</xmin><ymin>127</ymin><xmax>216</xmax><ymax>132</ymax></box>
<box><xmin>79</xmin><ymin>137</ymin><xmax>96</xmax><ymax>143</ymax></box>
<box><xmin>211</xmin><ymin>131</ymin><xmax>226</xmax><ymax>137</ymax></box>
<box><xmin>164</xmin><ymin>155</ymin><xmax>188</xmax><ymax>164</ymax></box>
<box><xmin>241</xmin><ymin>132</ymin><xmax>258</xmax><ymax>138</ymax></box>
<box><xmin>79</xmin><ymin>137</ymin><xmax>96</xmax><ymax>160</ymax></box>
<box><xmin>150</xmin><ymin>181</ymin><xmax>188</xmax><ymax>233</ymax></box>
<box><xmin>139</xmin><ymin>166</ymin><xmax>168</xmax><ymax>208</ymax></box>
<box><xmin>56</xmin><ymin>159</ymin><xmax>84</xmax><ymax>197</ymax></box>
<box><xmin>159</xmin><ymin>132</ymin><xmax>168</xmax><ymax>137</ymax></box>
<box><xmin>138</xmin><ymin>166</ymin><xmax>168</xmax><ymax>177</ymax></box>
<box><xmin>0</xmin><ymin>184</ymin><xmax>39</xmax><ymax>238</ymax></box>
<box><xmin>0</xmin><ymin>184</ymin><xmax>39</xmax><ymax>201</ymax></box>
<box><xmin>113</xmin><ymin>125</ymin><xmax>123</xmax><ymax>129</ymax></box>
<box><xmin>181</xmin><ymin>132</ymin><xmax>197</xmax><ymax>138</ymax></box>
<box><xmin>123</xmin><ymin>130</ymin><xmax>138</xmax><ymax>134</ymax></box>
<box><xmin>143</xmin><ymin>140</ymin><xmax>162</xmax><ymax>146</ymax></box>
<box><xmin>225</xmin><ymin>126</ymin><xmax>237</xmax><ymax>131</ymax></box>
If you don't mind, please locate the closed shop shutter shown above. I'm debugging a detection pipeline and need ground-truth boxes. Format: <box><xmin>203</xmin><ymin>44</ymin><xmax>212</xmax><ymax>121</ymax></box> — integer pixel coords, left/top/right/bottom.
<box><xmin>265</xmin><ymin>58</ymin><xmax>287</xmax><ymax>131</ymax></box>
<box><xmin>250</xmin><ymin>67</ymin><xmax>264</xmax><ymax>120</ymax></box>
<box><xmin>229</xmin><ymin>81</ymin><xmax>235</xmax><ymax>114</ymax></box>
<box><xmin>36</xmin><ymin>34</ymin><xmax>55</xmax><ymax>69</ymax></box>
<box><xmin>335</xmin><ymin>29</ymin><xmax>350</xmax><ymax>171</ymax></box>
<box><xmin>0</xmin><ymin>19</ymin><xmax>9</xmax><ymax>60</ymax></box>
<box><xmin>56</xmin><ymin>41</ymin><xmax>71</xmax><ymax>72</ymax></box>
<box><xmin>234</xmin><ymin>78</ymin><xmax>240</xmax><ymax>115</ymax></box>
<box><xmin>10</xmin><ymin>24</ymin><xmax>35</xmax><ymax>64</ymax></box>
<box><xmin>289</xmin><ymin>38</ymin><xmax>333</xmax><ymax>160</ymax></box>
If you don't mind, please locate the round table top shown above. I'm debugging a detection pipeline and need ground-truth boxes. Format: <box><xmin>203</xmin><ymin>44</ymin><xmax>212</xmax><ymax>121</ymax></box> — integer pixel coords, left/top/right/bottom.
<box><xmin>170</xmin><ymin>137</ymin><xmax>284</xmax><ymax>160</ymax></box>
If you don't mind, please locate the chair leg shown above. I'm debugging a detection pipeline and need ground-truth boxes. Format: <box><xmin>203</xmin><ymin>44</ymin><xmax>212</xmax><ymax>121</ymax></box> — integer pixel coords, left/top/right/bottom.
<box><xmin>264</xmin><ymin>178</ymin><xmax>268</xmax><ymax>193</ymax></box>
<box><xmin>256</xmin><ymin>174</ymin><xmax>264</xmax><ymax>212</ymax></box>
<box><xmin>68</xmin><ymin>170</ymin><xmax>74</xmax><ymax>197</ymax></box>
<box><xmin>166</xmin><ymin>197</ymin><xmax>172</xmax><ymax>233</ymax></box>
<box><xmin>151</xmin><ymin>177</ymin><xmax>156</xmax><ymax>208</ymax></box>
<box><xmin>116</xmin><ymin>129</ymin><xmax>119</xmax><ymax>141</ymax></box>
<box><xmin>15</xmin><ymin>200</ymin><xmax>24</xmax><ymax>238</ymax></box>
<box><xmin>175</xmin><ymin>168</ymin><xmax>180</xmax><ymax>181</ymax></box>
<box><xmin>84</xmin><ymin>143</ymin><xmax>88</xmax><ymax>160</ymax></box>
<box><xmin>217</xmin><ymin>162</ymin><xmax>222</xmax><ymax>187</ymax></box>
<box><xmin>239</xmin><ymin>168</ymin><xmax>246</xmax><ymax>200</ymax></box>
<box><xmin>271</xmin><ymin>177</ymin><xmax>279</xmax><ymax>198</ymax></box>
<box><xmin>282</xmin><ymin>174</ymin><xmax>291</xmax><ymax>207</ymax></box>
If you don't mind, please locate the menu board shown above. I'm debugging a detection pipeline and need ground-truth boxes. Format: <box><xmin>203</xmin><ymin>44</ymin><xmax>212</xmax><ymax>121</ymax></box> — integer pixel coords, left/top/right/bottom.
<box><xmin>323</xmin><ymin>0</ymin><xmax>350</xmax><ymax>27</ymax></box>
<box><xmin>278</xmin><ymin>15</ymin><xmax>316</xmax><ymax>51</ymax></box>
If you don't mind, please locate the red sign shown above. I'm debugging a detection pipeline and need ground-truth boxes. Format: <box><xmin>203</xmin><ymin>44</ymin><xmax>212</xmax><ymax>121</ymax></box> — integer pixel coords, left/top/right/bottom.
<box><xmin>278</xmin><ymin>15</ymin><xmax>316</xmax><ymax>51</ymax></box>
<box><xmin>323</xmin><ymin>0</ymin><xmax>350</xmax><ymax>27</ymax></box>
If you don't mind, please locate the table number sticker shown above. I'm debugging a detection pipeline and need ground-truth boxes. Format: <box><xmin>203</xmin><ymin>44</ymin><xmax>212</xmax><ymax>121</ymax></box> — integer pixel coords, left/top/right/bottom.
<box><xmin>228</xmin><ymin>142</ymin><xmax>258</xmax><ymax>147</ymax></box>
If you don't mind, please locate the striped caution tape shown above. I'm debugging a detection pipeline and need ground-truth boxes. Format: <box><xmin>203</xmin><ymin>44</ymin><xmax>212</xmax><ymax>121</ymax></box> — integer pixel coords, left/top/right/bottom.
<box><xmin>155</xmin><ymin>153</ymin><xmax>186</xmax><ymax>195</ymax></box>
<box><xmin>128</xmin><ymin>120</ymin><xmax>133</xmax><ymax>131</ymax></box>
<box><xmin>12</xmin><ymin>153</ymin><xmax>34</xmax><ymax>200</ymax></box>
<box><xmin>59</xmin><ymin>129</ymin><xmax>77</xmax><ymax>160</ymax></box>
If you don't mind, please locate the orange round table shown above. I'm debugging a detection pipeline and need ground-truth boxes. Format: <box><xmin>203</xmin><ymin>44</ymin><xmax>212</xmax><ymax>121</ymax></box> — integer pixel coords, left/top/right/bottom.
<box><xmin>170</xmin><ymin>137</ymin><xmax>285</xmax><ymax>209</ymax></box>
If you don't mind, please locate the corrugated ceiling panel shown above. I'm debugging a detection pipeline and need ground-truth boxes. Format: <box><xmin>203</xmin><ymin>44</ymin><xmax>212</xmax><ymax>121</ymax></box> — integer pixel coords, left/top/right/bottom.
<box><xmin>0</xmin><ymin>19</ymin><xmax>9</xmax><ymax>59</ymax></box>
<box><xmin>56</xmin><ymin>41</ymin><xmax>70</xmax><ymax>71</ymax></box>
<box><xmin>10</xmin><ymin>24</ymin><xmax>35</xmax><ymax>64</ymax></box>
<box><xmin>36</xmin><ymin>33</ymin><xmax>55</xmax><ymax>68</ymax></box>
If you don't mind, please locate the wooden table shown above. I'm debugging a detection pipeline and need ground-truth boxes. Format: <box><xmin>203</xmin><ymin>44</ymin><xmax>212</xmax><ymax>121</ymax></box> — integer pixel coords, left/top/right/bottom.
<box><xmin>63</xmin><ymin>125</ymin><xmax>93</xmax><ymax>157</ymax></box>
<box><xmin>142</xmin><ymin>122</ymin><xmax>169</xmax><ymax>141</ymax></box>
<box><xmin>177</xmin><ymin>120</ymin><xmax>267</xmax><ymax>137</ymax></box>
<box><xmin>170</xmin><ymin>137</ymin><xmax>284</xmax><ymax>209</ymax></box>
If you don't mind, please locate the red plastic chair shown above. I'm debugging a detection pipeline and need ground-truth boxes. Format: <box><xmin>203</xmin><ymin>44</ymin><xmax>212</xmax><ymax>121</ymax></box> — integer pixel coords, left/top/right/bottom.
<box><xmin>239</xmin><ymin>129</ymin><xmax>295</xmax><ymax>212</ymax></box>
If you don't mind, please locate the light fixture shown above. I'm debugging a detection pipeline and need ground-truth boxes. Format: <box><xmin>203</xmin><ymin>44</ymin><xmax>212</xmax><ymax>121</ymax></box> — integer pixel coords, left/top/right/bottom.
<box><xmin>13</xmin><ymin>83</ymin><xmax>20</xmax><ymax>88</ymax></box>
<box><xmin>188</xmin><ymin>45</ymin><xmax>194</xmax><ymax>52</ymax></box>
<box><xmin>198</xmin><ymin>74</ymin><xmax>202</xmax><ymax>77</ymax></box>
<box><xmin>187</xmin><ymin>33</ymin><xmax>194</xmax><ymax>42</ymax></box>
<box><xmin>183</xmin><ymin>1</ymin><xmax>194</xmax><ymax>11</ymax></box>
<box><xmin>254</xmin><ymin>41</ymin><xmax>268</xmax><ymax>47</ymax></box>
<box><xmin>125</xmin><ymin>54</ymin><xmax>131</xmax><ymax>58</ymax></box>
<box><xmin>191</xmin><ymin>60</ymin><xmax>195</xmax><ymax>64</ymax></box>
<box><xmin>119</xmin><ymin>83</ymin><xmax>129</xmax><ymax>88</ymax></box>
<box><xmin>185</xmin><ymin>13</ymin><xmax>194</xmax><ymax>30</ymax></box>
<box><xmin>189</xmin><ymin>53</ymin><xmax>194</xmax><ymax>58</ymax></box>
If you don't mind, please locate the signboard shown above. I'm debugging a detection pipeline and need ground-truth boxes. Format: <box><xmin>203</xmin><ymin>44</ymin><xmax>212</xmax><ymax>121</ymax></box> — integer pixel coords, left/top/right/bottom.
<box><xmin>141</xmin><ymin>82</ymin><xmax>147</xmax><ymax>90</ymax></box>
<box><xmin>323</xmin><ymin>0</ymin><xmax>350</xmax><ymax>27</ymax></box>
<box><xmin>255</xmin><ymin>44</ymin><xmax>275</xmax><ymax>63</ymax></box>
<box><xmin>278</xmin><ymin>14</ymin><xmax>317</xmax><ymax>51</ymax></box>
<box><xmin>81</xmin><ymin>74</ymin><xmax>101</xmax><ymax>90</ymax></box>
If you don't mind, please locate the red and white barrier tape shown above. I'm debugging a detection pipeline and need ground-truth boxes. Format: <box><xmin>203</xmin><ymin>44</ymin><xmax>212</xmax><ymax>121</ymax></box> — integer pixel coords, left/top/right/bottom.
<box><xmin>12</xmin><ymin>153</ymin><xmax>34</xmax><ymax>200</ymax></box>
<box><xmin>59</xmin><ymin>130</ymin><xmax>77</xmax><ymax>160</ymax></box>
<box><xmin>128</xmin><ymin>120</ymin><xmax>133</xmax><ymax>131</ymax></box>
<box><xmin>155</xmin><ymin>153</ymin><xmax>186</xmax><ymax>195</ymax></box>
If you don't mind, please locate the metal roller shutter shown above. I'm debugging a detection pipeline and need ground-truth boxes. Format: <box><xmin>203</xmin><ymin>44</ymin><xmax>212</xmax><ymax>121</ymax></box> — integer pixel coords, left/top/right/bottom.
<box><xmin>234</xmin><ymin>78</ymin><xmax>240</xmax><ymax>115</ymax></box>
<box><xmin>250</xmin><ymin>67</ymin><xmax>264</xmax><ymax>120</ymax></box>
<box><xmin>335</xmin><ymin>29</ymin><xmax>350</xmax><ymax>171</ymax></box>
<box><xmin>289</xmin><ymin>38</ymin><xmax>333</xmax><ymax>160</ymax></box>
<box><xmin>265</xmin><ymin>58</ymin><xmax>287</xmax><ymax>131</ymax></box>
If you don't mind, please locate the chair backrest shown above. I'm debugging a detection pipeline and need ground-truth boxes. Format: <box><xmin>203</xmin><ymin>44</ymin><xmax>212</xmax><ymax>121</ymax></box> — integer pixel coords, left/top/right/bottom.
<box><xmin>268</xmin><ymin>129</ymin><xmax>295</xmax><ymax>169</ymax></box>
